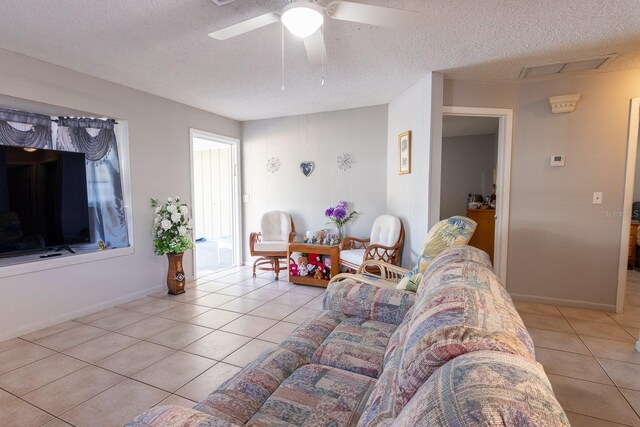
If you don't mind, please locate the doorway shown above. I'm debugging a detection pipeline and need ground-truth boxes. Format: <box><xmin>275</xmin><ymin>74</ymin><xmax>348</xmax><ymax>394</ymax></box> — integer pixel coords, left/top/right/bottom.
<box><xmin>440</xmin><ymin>116</ymin><xmax>499</xmax><ymax>264</ymax></box>
<box><xmin>438</xmin><ymin>107</ymin><xmax>513</xmax><ymax>284</ymax></box>
<box><xmin>190</xmin><ymin>129</ymin><xmax>241</xmax><ymax>278</ymax></box>
<box><xmin>617</xmin><ymin>98</ymin><xmax>640</xmax><ymax>316</ymax></box>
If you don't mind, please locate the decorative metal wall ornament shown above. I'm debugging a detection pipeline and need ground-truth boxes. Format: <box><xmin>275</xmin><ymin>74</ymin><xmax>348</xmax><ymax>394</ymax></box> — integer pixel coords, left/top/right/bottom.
<box><xmin>266</xmin><ymin>157</ymin><xmax>281</xmax><ymax>173</ymax></box>
<box><xmin>336</xmin><ymin>153</ymin><xmax>353</xmax><ymax>171</ymax></box>
<box><xmin>300</xmin><ymin>161</ymin><xmax>315</xmax><ymax>177</ymax></box>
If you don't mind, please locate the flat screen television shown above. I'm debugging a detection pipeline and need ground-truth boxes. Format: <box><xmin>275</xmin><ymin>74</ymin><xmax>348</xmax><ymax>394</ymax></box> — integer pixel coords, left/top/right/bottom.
<box><xmin>0</xmin><ymin>145</ymin><xmax>90</xmax><ymax>257</ymax></box>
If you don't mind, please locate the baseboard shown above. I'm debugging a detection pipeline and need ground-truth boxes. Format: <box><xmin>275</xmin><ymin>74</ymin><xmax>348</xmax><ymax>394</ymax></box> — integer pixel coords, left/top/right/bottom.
<box><xmin>509</xmin><ymin>293</ymin><xmax>616</xmax><ymax>312</ymax></box>
<box><xmin>0</xmin><ymin>283</ymin><xmax>165</xmax><ymax>342</ymax></box>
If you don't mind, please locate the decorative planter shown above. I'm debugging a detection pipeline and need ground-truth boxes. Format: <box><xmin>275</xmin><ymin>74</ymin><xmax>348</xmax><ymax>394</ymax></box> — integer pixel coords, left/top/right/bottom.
<box><xmin>166</xmin><ymin>252</ymin><xmax>186</xmax><ymax>295</ymax></box>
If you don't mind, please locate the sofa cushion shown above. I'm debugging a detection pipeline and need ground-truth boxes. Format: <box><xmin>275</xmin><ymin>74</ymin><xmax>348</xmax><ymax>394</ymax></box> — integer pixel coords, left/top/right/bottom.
<box><xmin>279</xmin><ymin>310</ymin><xmax>347</xmax><ymax>359</ymax></box>
<box><xmin>392</xmin><ymin>351</ymin><xmax>569</xmax><ymax>426</ymax></box>
<box><xmin>253</xmin><ymin>241</ymin><xmax>288</xmax><ymax>252</ymax></box>
<box><xmin>395</xmin><ymin>264</ymin><xmax>535</xmax><ymax>410</ymax></box>
<box><xmin>194</xmin><ymin>310</ymin><xmax>345</xmax><ymax>425</ymax></box>
<box><xmin>323</xmin><ymin>280</ymin><xmax>416</xmax><ymax>326</ymax></box>
<box><xmin>423</xmin><ymin>245</ymin><xmax>492</xmax><ymax>278</ymax></box>
<box><xmin>397</xmin><ymin>216</ymin><xmax>477</xmax><ymax>292</ymax></box>
<box><xmin>247</xmin><ymin>364</ymin><xmax>375</xmax><ymax>427</ymax></box>
<box><xmin>126</xmin><ymin>405</ymin><xmax>240</xmax><ymax>427</ymax></box>
<box><xmin>340</xmin><ymin>249</ymin><xmax>366</xmax><ymax>266</ymax></box>
<box><xmin>312</xmin><ymin>318</ymin><xmax>398</xmax><ymax>378</ymax></box>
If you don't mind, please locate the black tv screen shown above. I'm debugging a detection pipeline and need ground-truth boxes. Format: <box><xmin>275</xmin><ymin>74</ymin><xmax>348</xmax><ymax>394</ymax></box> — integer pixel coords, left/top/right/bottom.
<box><xmin>0</xmin><ymin>146</ymin><xmax>90</xmax><ymax>256</ymax></box>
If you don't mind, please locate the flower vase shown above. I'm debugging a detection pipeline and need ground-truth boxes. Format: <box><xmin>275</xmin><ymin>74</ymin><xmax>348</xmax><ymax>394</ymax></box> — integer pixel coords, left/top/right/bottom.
<box><xmin>336</xmin><ymin>226</ymin><xmax>344</xmax><ymax>242</ymax></box>
<box><xmin>166</xmin><ymin>252</ymin><xmax>186</xmax><ymax>295</ymax></box>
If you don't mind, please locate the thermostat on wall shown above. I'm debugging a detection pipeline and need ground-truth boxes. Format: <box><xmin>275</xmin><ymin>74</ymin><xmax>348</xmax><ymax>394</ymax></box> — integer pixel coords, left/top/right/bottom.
<box><xmin>550</xmin><ymin>155</ymin><xmax>565</xmax><ymax>167</ymax></box>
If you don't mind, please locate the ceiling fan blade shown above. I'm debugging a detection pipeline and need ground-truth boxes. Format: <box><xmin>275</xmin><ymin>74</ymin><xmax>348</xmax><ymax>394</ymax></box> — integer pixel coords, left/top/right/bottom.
<box><xmin>303</xmin><ymin>30</ymin><xmax>328</xmax><ymax>66</ymax></box>
<box><xmin>208</xmin><ymin>12</ymin><xmax>280</xmax><ymax>40</ymax></box>
<box><xmin>326</xmin><ymin>1</ymin><xmax>420</xmax><ymax>29</ymax></box>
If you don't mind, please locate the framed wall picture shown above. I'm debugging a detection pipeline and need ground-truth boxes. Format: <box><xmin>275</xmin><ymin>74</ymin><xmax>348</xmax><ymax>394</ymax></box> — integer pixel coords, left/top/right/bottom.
<box><xmin>398</xmin><ymin>130</ymin><xmax>411</xmax><ymax>175</ymax></box>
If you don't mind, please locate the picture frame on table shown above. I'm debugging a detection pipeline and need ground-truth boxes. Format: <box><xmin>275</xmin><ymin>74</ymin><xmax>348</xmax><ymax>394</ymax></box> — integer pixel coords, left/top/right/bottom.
<box><xmin>398</xmin><ymin>130</ymin><xmax>411</xmax><ymax>175</ymax></box>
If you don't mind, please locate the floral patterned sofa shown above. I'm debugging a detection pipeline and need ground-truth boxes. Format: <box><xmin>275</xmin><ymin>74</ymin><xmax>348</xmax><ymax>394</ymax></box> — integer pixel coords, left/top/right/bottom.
<box><xmin>127</xmin><ymin>246</ymin><xmax>569</xmax><ymax>427</ymax></box>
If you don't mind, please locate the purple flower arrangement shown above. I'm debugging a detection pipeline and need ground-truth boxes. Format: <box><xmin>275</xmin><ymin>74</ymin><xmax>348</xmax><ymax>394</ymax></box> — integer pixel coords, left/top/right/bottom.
<box><xmin>325</xmin><ymin>201</ymin><xmax>359</xmax><ymax>231</ymax></box>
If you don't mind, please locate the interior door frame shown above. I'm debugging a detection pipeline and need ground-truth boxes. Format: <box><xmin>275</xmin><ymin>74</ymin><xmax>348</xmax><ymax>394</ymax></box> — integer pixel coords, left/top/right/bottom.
<box><xmin>441</xmin><ymin>106</ymin><xmax>513</xmax><ymax>285</ymax></box>
<box><xmin>189</xmin><ymin>128</ymin><xmax>242</xmax><ymax>278</ymax></box>
<box><xmin>617</xmin><ymin>98</ymin><xmax>640</xmax><ymax>319</ymax></box>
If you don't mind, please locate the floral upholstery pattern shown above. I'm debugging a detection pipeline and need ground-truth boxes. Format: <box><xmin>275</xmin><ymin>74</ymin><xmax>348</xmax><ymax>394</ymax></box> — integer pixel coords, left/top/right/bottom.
<box><xmin>422</xmin><ymin>244</ymin><xmax>492</xmax><ymax>278</ymax></box>
<box><xmin>128</xmin><ymin>406</ymin><xmax>240</xmax><ymax>427</ymax></box>
<box><xmin>393</xmin><ymin>351</ymin><xmax>570</xmax><ymax>426</ymax></box>
<box><xmin>397</xmin><ymin>216</ymin><xmax>477</xmax><ymax>292</ymax></box>
<box><xmin>128</xmin><ymin>245</ymin><xmax>567</xmax><ymax>427</ymax></box>
<box><xmin>323</xmin><ymin>279</ymin><xmax>416</xmax><ymax>325</ymax></box>
<box><xmin>194</xmin><ymin>310</ymin><xmax>345</xmax><ymax>425</ymax></box>
<box><xmin>312</xmin><ymin>318</ymin><xmax>398</xmax><ymax>378</ymax></box>
<box><xmin>247</xmin><ymin>364</ymin><xmax>375</xmax><ymax>426</ymax></box>
<box><xmin>394</xmin><ymin>262</ymin><xmax>535</xmax><ymax>409</ymax></box>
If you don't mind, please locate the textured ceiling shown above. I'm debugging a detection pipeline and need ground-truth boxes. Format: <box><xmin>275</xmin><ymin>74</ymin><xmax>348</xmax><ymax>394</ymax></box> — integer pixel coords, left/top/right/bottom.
<box><xmin>0</xmin><ymin>0</ymin><xmax>639</xmax><ymax>121</ymax></box>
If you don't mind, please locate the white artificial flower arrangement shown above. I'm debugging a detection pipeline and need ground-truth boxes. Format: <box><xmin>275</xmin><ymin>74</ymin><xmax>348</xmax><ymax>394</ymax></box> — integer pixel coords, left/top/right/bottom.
<box><xmin>151</xmin><ymin>197</ymin><xmax>194</xmax><ymax>255</ymax></box>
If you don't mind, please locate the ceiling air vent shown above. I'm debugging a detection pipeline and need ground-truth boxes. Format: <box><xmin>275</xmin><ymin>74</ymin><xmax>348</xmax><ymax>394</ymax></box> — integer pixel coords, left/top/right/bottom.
<box><xmin>519</xmin><ymin>54</ymin><xmax>617</xmax><ymax>79</ymax></box>
<box><xmin>211</xmin><ymin>0</ymin><xmax>239</xmax><ymax>5</ymax></box>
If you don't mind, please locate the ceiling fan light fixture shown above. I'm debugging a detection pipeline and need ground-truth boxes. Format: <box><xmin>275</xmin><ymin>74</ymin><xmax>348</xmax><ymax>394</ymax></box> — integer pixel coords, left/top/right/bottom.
<box><xmin>281</xmin><ymin>2</ymin><xmax>324</xmax><ymax>38</ymax></box>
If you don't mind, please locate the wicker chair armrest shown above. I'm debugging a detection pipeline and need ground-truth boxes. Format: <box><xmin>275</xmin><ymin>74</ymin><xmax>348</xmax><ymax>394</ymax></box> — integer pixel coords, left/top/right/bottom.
<box><xmin>339</xmin><ymin>236</ymin><xmax>370</xmax><ymax>251</ymax></box>
<box><xmin>328</xmin><ymin>272</ymin><xmax>399</xmax><ymax>289</ymax></box>
<box><xmin>288</xmin><ymin>231</ymin><xmax>296</xmax><ymax>243</ymax></box>
<box><xmin>356</xmin><ymin>260</ymin><xmax>410</xmax><ymax>284</ymax></box>
<box><xmin>249</xmin><ymin>232</ymin><xmax>261</xmax><ymax>256</ymax></box>
<box><xmin>364</xmin><ymin>242</ymin><xmax>402</xmax><ymax>265</ymax></box>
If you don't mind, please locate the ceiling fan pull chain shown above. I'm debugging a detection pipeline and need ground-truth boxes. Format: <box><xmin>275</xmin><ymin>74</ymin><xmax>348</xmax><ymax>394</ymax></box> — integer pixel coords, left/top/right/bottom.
<box><xmin>321</xmin><ymin>24</ymin><xmax>325</xmax><ymax>87</ymax></box>
<box><xmin>281</xmin><ymin>22</ymin><xmax>285</xmax><ymax>92</ymax></box>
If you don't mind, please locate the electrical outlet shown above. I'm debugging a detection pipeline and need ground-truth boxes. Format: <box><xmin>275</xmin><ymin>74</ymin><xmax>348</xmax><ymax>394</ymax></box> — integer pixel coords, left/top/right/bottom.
<box><xmin>242</xmin><ymin>194</ymin><xmax>250</xmax><ymax>203</ymax></box>
<box><xmin>593</xmin><ymin>192</ymin><xmax>603</xmax><ymax>204</ymax></box>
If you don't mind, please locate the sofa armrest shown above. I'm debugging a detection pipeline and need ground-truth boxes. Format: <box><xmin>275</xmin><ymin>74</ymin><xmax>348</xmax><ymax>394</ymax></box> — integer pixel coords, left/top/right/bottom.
<box><xmin>323</xmin><ymin>279</ymin><xmax>416</xmax><ymax>325</ymax></box>
<box><xmin>126</xmin><ymin>405</ymin><xmax>240</xmax><ymax>427</ymax></box>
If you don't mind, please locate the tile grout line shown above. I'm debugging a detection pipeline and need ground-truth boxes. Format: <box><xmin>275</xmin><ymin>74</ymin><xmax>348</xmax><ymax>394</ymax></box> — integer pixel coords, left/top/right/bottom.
<box><xmin>554</xmin><ymin>302</ymin><xmax>640</xmax><ymax>421</ymax></box>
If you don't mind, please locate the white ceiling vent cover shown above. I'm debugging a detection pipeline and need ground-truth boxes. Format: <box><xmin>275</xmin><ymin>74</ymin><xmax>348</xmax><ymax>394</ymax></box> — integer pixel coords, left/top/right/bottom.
<box><xmin>519</xmin><ymin>54</ymin><xmax>617</xmax><ymax>79</ymax></box>
<box><xmin>211</xmin><ymin>0</ymin><xmax>239</xmax><ymax>5</ymax></box>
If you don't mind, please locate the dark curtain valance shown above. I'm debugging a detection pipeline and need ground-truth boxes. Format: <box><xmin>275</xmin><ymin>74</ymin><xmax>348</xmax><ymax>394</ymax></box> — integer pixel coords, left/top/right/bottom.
<box><xmin>0</xmin><ymin>121</ymin><xmax>50</xmax><ymax>148</ymax></box>
<box><xmin>0</xmin><ymin>108</ymin><xmax>51</xmax><ymax>127</ymax></box>
<box><xmin>0</xmin><ymin>108</ymin><xmax>52</xmax><ymax>148</ymax></box>
<box><xmin>58</xmin><ymin>117</ymin><xmax>115</xmax><ymax>161</ymax></box>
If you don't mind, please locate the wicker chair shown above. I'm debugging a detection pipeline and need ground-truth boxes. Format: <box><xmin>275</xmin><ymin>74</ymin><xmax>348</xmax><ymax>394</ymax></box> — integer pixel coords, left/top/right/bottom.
<box><xmin>249</xmin><ymin>211</ymin><xmax>295</xmax><ymax>280</ymax></box>
<box><xmin>330</xmin><ymin>216</ymin><xmax>477</xmax><ymax>290</ymax></box>
<box><xmin>329</xmin><ymin>259</ymin><xmax>409</xmax><ymax>289</ymax></box>
<box><xmin>338</xmin><ymin>215</ymin><xmax>404</xmax><ymax>272</ymax></box>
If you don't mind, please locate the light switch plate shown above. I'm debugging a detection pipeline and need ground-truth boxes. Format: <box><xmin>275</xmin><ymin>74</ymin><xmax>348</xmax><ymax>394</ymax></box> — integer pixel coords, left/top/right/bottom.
<box><xmin>550</xmin><ymin>155</ymin><xmax>566</xmax><ymax>167</ymax></box>
<box><xmin>593</xmin><ymin>192</ymin><xmax>603</xmax><ymax>204</ymax></box>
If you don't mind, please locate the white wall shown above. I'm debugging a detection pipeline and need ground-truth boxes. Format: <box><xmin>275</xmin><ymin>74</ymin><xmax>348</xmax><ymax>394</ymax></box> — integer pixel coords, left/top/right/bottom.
<box><xmin>386</xmin><ymin>73</ymin><xmax>444</xmax><ymax>268</ymax></box>
<box><xmin>440</xmin><ymin>133</ymin><xmax>497</xmax><ymax>219</ymax></box>
<box><xmin>241</xmin><ymin>105</ymin><xmax>388</xmax><ymax>261</ymax></box>
<box><xmin>444</xmin><ymin>70</ymin><xmax>640</xmax><ymax>310</ymax></box>
<box><xmin>0</xmin><ymin>49</ymin><xmax>240</xmax><ymax>340</ymax></box>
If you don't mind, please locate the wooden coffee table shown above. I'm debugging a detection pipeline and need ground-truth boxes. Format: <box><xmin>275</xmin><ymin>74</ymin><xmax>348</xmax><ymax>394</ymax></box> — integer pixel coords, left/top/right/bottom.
<box><xmin>287</xmin><ymin>242</ymin><xmax>340</xmax><ymax>288</ymax></box>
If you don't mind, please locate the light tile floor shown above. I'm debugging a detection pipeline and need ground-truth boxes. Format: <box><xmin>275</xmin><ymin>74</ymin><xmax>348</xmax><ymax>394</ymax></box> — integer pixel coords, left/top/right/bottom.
<box><xmin>0</xmin><ymin>266</ymin><xmax>323</xmax><ymax>427</ymax></box>
<box><xmin>1</xmin><ymin>266</ymin><xmax>640</xmax><ymax>426</ymax></box>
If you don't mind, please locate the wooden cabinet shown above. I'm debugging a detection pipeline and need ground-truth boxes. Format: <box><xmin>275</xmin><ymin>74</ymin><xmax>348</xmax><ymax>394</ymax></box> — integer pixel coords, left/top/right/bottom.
<box><xmin>466</xmin><ymin>209</ymin><xmax>495</xmax><ymax>264</ymax></box>
<box><xmin>630</xmin><ymin>222</ymin><xmax>639</xmax><ymax>267</ymax></box>
<box><xmin>287</xmin><ymin>243</ymin><xmax>340</xmax><ymax>288</ymax></box>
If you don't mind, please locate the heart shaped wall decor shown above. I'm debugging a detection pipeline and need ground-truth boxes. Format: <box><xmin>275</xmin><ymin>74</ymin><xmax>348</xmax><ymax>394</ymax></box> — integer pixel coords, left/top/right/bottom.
<box><xmin>300</xmin><ymin>161</ymin><xmax>315</xmax><ymax>177</ymax></box>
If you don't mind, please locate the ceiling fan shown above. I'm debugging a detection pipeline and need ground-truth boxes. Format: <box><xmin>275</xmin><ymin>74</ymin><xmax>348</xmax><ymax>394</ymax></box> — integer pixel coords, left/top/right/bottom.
<box><xmin>208</xmin><ymin>0</ymin><xmax>420</xmax><ymax>65</ymax></box>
